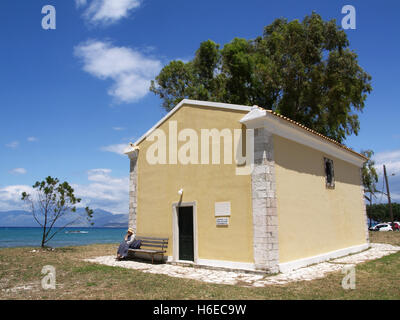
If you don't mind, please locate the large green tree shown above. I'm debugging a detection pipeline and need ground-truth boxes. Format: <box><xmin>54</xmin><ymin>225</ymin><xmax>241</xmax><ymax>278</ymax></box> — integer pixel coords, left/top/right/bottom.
<box><xmin>361</xmin><ymin>150</ymin><xmax>379</xmax><ymax>196</ymax></box>
<box><xmin>150</xmin><ymin>12</ymin><xmax>372</xmax><ymax>143</ymax></box>
<box><xmin>360</xmin><ymin>150</ymin><xmax>379</xmax><ymax>227</ymax></box>
<box><xmin>367</xmin><ymin>203</ymin><xmax>400</xmax><ymax>223</ymax></box>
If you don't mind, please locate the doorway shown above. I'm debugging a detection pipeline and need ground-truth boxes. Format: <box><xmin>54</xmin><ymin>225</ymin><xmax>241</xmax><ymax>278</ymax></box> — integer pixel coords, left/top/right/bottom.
<box><xmin>178</xmin><ymin>206</ymin><xmax>194</xmax><ymax>261</ymax></box>
<box><xmin>172</xmin><ymin>202</ymin><xmax>197</xmax><ymax>263</ymax></box>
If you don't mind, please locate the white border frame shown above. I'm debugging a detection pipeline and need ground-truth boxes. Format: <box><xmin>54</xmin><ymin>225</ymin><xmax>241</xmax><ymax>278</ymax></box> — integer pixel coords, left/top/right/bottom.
<box><xmin>278</xmin><ymin>243</ymin><xmax>369</xmax><ymax>273</ymax></box>
<box><xmin>172</xmin><ymin>201</ymin><xmax>198</xmax><ymax>264</ymax></box>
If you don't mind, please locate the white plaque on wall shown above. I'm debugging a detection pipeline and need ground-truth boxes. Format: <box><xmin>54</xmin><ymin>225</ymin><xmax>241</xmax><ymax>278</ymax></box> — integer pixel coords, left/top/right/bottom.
<box><xmin>215</xmin><ymin>202</ymin><xmax>231</xmax><ymax>217</ymax></box>
<box><xmin>216</xmin><ymin>217</ymin><xmax>229</xmax><ymax>226</ymax></box>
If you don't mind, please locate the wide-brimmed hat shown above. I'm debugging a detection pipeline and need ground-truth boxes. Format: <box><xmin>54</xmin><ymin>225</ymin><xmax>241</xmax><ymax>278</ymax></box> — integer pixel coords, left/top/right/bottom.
<box><xmin>127</xmin><ymin>228</ymin><xmax>134</xmax><ymax>234</ymax></box>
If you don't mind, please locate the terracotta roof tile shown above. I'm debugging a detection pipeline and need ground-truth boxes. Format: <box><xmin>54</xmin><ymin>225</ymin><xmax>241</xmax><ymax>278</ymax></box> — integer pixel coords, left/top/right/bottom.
<box><xmin>260</xmin><ymin>108</ymin><xmax>367</xmax><ymax>160</ymax></box>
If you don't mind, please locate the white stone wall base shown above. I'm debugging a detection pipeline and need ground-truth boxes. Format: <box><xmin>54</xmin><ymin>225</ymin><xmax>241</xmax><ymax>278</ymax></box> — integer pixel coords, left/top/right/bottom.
<box><xmin>278</xmin><ymin>243</ymin><xmax>370</xmax><ymax>273</ymax></box>
<box><xmin>164</xmin><ymin>244</ymin><xmax>368</xmax><ymax>274</ymax></box>
<box><xmin>196</xmin><ymin>258</ymin><xmax>256</xmax><ymax>271</ymax></box>
<box><xmin>165</xmin><ymin>256</ymin><xmax>257</xmax><ymax>272</ymax></box>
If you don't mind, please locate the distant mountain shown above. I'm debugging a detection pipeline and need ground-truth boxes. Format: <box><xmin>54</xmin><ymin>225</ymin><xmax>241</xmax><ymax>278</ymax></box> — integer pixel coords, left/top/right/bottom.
<box><xmin>0</xmin><ymin>209</ymin><xmax>128</xmax><ymax>228</ymax></box>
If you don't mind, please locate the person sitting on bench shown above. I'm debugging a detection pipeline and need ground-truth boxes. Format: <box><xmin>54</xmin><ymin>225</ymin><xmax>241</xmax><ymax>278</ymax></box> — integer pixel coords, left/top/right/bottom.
<box><xmin>116</xmin><ymin>228</ymin><xmax>135</xmax><ymax>261</ymax></box>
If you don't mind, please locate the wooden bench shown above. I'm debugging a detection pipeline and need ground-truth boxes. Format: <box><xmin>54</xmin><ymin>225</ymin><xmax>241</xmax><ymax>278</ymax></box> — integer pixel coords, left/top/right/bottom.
<box><xmin>128</xmin><ymin>236</ymin><xmax>168</xmax><ymax>264</ymax></box>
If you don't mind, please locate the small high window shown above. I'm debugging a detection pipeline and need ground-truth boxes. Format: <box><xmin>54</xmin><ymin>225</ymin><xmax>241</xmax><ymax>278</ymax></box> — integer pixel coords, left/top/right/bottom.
<box><xmin>324</xmin><ymin>158</ymin><xmax>335</xmax><ymax>189</ymax></box>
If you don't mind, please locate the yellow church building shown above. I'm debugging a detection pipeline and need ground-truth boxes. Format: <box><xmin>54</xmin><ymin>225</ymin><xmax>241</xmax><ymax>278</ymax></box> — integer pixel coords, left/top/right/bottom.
<box><xmin>124</xmin><ymin>99</ymin><xmax>369</xmax><ymax>273</ymax></box>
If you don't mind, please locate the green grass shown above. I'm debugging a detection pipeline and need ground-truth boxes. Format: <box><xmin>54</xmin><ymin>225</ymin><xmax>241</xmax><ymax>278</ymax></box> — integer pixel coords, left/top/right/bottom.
<box><xmin>0</xmin><ymin>232</ymin><xmax>399</xmax><ymax>300</ymax></box>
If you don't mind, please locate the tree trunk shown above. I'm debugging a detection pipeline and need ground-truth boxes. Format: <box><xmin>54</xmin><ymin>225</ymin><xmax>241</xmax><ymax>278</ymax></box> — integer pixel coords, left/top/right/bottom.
<box><xmin>41</xmin><ymin>226</ymin><xmax>47</xmax><ymax>248</ymax></box>
<box><xmin>41</xmin><ymin>228</ymin><xmax>46</xmax><ymax>248</ymax></box>
<box><xmin>42</xmin><ymin>209</ymin><xmax>48</xmax><ymax>248</ymax></box>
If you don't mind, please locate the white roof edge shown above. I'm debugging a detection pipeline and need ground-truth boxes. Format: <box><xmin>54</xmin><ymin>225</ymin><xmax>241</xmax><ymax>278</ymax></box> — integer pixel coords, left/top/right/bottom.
<box><xmin>182</xmin><ymin>99</ymin><xmax>253</xmax><ymax>112</ymax></box>
<box><xmin>123</xmin><ymin>145</ymin><xmax>135</xmax><ymax>155</ymax></box>
<box><xmin>131</xmin><ymin>99</ymin><xmax>252</xmax><ymax>146</ymax></box>
<box><xmin>241</xmin><ymin>111</ymin><xmax>366</xmax><ymax>167</ymax></box>
<box><xmin>239</xmin><ymin>107</ymin><xmax>266</xmax><ymax>123</ymax></box>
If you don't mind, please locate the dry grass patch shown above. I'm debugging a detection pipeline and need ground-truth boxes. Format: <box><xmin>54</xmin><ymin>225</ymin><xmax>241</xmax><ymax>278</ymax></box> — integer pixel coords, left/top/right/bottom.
<box><xmin>370</xmin><ymin>231</ymin><xmax>400</xmax><ymax>246</ymax></box>
<box><xmin>0</xmin><ymin>232</ymin><xmax>399</xmax><ymax>300</ymax></box>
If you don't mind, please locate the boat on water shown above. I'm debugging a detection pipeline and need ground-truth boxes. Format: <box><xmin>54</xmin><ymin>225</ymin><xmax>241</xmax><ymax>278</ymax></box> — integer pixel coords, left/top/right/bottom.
<box><xmin>65</xmin><ymin>231</ymin><xmax>89</xmax><ymax>234</ymax></box>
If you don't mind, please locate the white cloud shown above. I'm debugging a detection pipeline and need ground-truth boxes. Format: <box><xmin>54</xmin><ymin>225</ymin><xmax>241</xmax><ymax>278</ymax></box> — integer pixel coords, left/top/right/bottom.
<box><xmin>74</xmin><ymin>40</ymin><xmax>162</xmax><ymax>103</ymax></box>
<box><xmin>373</xmin><ymin>149</ymin><xmax>400</xmax><ymax>202</ymax></box>
<box><xmin>27</xmin><ymin>136</ymin><xmax>38</xmax><ymax>142</ymax></box>
<box><xmin>112</xmin><ymin>127</ymin><xmax>125</xmax><ymax>131</ymax></box>
<box><xmin>374</xmin><ymin>149</ymin><xmax>400</xmax><ymax>163</ymax></box>
<box><xmin>75</xmin><ymin>0</ymin><xmax>88</xmax><ymax>8</ymax></box>
<box><xmin>0</xmin><ymin>185</ymin><xmax>33</xmax><ymax>211</ymax></box>
<box><xmin>0</xmin><ymin>169</ymin><xmax>129</xmax><ymax>214</ymax></box>
<box><xmin>72</xmin><ymin>169</ymin><xmax>129</xmax><ymax>213</ymax></box>
<box><xmin>79</xmin><ymin>0</ymin><xmax>141</xmax><ymax>25</ymax></box>
<box><xmin>86</xmin><ymin>168</ymin><xmax>112</xmax><ymax>182</ymax></box>
<box><xmin>9</xmin><ymin>168</ymin><xmax>27</xmax><ymax>175</ymax></box>
<box><xmin>374</xmin><ymin>149</ymin><xmax>400</xmax><ymax>175</ymax></box>
<box><xmin>100</xmin><ymin>143</ymin><xmax>128</xmax><ymax>155</ymax></box>
<box><xmin>5</xmin><ymin>141</ymin><xmax>19</xmax><ymax>149</ymax></box>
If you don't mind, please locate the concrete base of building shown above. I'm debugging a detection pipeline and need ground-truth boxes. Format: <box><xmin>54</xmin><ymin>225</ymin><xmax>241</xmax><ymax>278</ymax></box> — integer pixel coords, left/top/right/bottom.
<box><xmin>278</xmin><ymin>243</ymin><xmax>370</xmax><ymax>273</ymax></box>
<box><xmin>132</xmin><ymin>243</ymin><xmax>370</xmax><ymax>274</ymax></box>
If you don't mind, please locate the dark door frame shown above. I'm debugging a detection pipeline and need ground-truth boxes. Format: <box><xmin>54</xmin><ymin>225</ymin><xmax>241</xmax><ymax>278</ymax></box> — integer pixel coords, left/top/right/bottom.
<box><xmin>172</xmin><ymin>201</ymin><xmax>197</xmax><ymax>263</ymax></box>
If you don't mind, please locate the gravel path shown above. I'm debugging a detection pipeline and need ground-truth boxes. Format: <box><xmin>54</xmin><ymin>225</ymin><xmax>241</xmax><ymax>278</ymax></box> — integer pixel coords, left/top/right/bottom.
<box><xmin>84</xmin><ymin>243</ymin><xmax>400</xmax><ymax>287</ymax></box>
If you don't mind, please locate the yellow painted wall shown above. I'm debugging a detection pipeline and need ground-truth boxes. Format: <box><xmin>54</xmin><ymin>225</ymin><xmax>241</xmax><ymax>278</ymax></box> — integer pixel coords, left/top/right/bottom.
<box><xmin>135</xmin><ymin>105</ymin><xmax>254</xmax><ymax>263</ymax></box>
<box><xmin>274</xmin><ymin>135</ymin><xmax>367</xmax><ymax>263</ymax></box>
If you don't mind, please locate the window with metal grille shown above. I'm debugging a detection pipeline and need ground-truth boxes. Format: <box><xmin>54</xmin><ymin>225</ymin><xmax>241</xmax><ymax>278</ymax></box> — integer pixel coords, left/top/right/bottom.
<box><xmin>324</xmin><ymin>158</ymin><xmax>335</xmax><ymax>188</ymax></box>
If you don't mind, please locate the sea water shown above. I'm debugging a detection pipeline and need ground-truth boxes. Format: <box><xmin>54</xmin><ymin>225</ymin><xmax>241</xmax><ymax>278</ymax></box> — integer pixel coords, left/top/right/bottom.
<box><xmin>0</xmin><ymin>227</ymin><xmax>127</xmax><ymax>248</ymax></box>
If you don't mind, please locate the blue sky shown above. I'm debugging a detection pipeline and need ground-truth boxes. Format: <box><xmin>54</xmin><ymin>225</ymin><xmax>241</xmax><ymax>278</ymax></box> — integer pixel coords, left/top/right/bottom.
<box><xmin>1</xmin><ymin>0</ymin><xmax>399</xmax><ymax>213</ymax></box>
